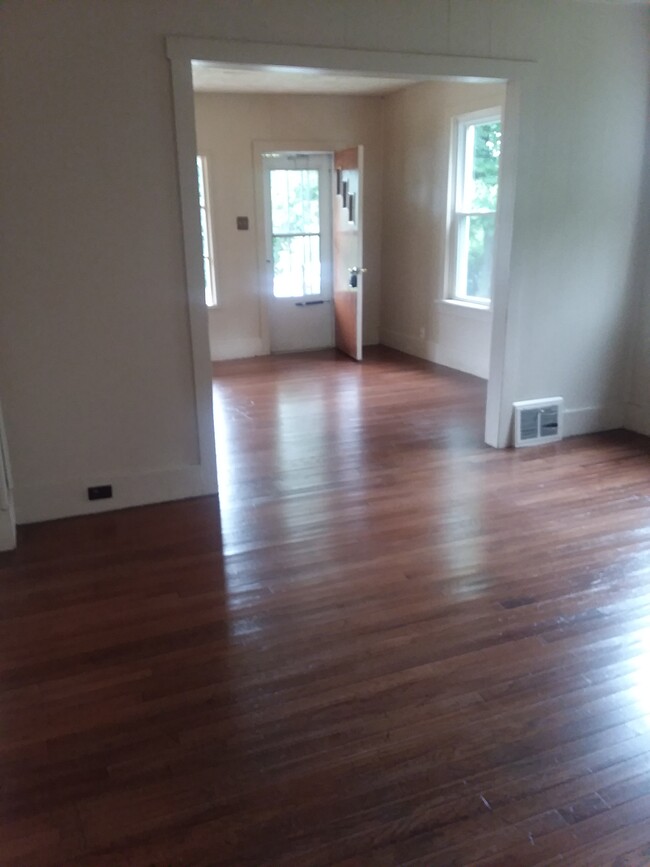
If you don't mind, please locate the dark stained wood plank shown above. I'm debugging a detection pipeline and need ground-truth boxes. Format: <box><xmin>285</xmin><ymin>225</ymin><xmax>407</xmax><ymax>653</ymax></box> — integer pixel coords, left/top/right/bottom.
<box><xmin>1</xmin><ymin>347</ymin><xmax>650</xmax><ymax>864</ymax></box>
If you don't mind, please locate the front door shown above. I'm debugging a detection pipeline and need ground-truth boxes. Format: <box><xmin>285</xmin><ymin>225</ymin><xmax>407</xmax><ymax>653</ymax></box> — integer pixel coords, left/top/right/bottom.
<box><xmin>333</xmin><ymin>146</ymin><xmax>364</xmax><ymax>361</ymax></box>
<box><xmin>263</xmin><ymin>153</ymin><xmax>333</xmax><ymax>353</ymax></box>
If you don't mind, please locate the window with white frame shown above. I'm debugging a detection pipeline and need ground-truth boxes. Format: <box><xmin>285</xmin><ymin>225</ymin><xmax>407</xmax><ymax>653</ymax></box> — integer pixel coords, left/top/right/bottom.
<box><xmin>447</xmin><ymin>109</ymin><xmax>502</xmax><ymax>306</ymax></box>
<box><xmin>196</xmin><ymin>155</ymin><xmax>217</xmax><ymax>307</ymax></box>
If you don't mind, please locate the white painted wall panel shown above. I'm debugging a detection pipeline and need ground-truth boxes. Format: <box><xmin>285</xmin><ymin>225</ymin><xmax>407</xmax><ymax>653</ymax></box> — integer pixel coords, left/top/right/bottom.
<box><xmin>381</xmin><ymin>80</ymin><xmax>506</xmax><ymax>380</ymax></box>
<box><xmin>449</xmin><ymin>0</ymin><xmax>494</xmax><ymax>57</ymax></box>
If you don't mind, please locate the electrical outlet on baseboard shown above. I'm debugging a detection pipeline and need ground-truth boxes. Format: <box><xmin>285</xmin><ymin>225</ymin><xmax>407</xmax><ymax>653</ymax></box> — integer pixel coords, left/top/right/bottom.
<box><xmin>88</xmin><ymin>484</ymin><xmax>113</xmax><ymax>501</ymax></box>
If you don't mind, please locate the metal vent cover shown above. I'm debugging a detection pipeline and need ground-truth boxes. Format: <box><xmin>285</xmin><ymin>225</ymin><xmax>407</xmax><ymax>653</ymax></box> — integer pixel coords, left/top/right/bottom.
<box><xmin>513</xmin><ymin>398</ymin><xmax>564</xmax><ymax>447</ymax></box>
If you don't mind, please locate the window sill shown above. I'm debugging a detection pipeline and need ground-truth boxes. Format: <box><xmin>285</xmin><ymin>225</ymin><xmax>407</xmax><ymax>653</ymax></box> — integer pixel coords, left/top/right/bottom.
<box><xmin>439</xmin><ymin>299</ymin><xmax>492</xmax><ymax>318</ymax></box>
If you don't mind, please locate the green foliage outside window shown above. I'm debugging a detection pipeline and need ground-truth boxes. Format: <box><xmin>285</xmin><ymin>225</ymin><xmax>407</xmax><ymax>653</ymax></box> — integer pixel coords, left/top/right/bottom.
<box><xmin>270</xmin><ymin>169</ymin><xmax>321</xmax><ymax>297</ymax></box>
<box><xmin>466</xmin><ymin>122</ymin><xmax>501</xmax><ymax>299</ymax></box>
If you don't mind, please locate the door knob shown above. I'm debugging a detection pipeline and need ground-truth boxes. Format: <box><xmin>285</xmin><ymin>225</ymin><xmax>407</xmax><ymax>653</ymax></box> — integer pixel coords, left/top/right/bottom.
<box><xmin>348</xmin><ymin>267</ymin><xmax>367</xmax><ymax>274</ymax></box>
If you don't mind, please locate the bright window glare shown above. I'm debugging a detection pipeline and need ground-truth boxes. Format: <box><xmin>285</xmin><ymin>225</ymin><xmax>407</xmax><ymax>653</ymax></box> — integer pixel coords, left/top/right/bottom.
<box><xmin>196</xmin><ymin>155</ymin><xmax>217</xmax><ymax>307</ymax></box>
<box><xmin>270</xmin><ymin>169</ymin><xmax>321</xmax><ymax>299</ymax></box>
<box><xmin>449</xmin><ymin>113</ymin><xmax>501</xmax><ymax>304</ymax></box>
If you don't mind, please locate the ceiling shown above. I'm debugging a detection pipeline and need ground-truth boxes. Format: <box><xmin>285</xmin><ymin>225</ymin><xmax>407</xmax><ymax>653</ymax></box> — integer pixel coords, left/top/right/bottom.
<box><xmin>191</xmin><ymin>64</ymin><xmax>424</xmax><ymax>96</ymax></box>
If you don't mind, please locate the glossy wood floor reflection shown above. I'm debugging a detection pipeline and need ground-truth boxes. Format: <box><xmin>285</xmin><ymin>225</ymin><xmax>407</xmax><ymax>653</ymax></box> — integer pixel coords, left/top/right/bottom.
<box><xmin>3</xmin><ymin>348</ymin><xmax>650</xmax><ymax>865</ymax></box>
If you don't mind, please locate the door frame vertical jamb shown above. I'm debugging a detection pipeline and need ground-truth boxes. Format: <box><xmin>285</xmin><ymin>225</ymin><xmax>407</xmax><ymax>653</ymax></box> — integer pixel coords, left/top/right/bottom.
<box><xmin>168</xmin><ymin>55</ymin><xmax>218</xmax><ymax>493</ymax></box>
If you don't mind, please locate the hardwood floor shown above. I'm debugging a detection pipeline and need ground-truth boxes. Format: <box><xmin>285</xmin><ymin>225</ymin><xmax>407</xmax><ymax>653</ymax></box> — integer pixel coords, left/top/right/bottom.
<box><xmin>2</xmin><ymin>346</ymin><xmax>650</xmax><ymax>865</ymax></box>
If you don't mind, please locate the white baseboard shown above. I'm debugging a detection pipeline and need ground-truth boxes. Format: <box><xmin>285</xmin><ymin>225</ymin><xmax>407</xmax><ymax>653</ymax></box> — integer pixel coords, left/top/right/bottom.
<box><xmin>624</xmin><ymin>403</ymin><xmax>650</xmax><ymax>438</ymax></box>
<box><xmin>363</xmin><ymin>330</ymin><xmax>379</xmax><ymax>347</ymax></box>
<box><xmin>15</xmin><ymin>463</ymin><xmax>218</xmax><ymax>525</ymax></box>
<box><xmin>211</xmin><ymin>337</ymin><xmax>265</xmax><ymax>361</ymax></box>
<box><xmin>0</xmin><ymin>502</ymin><xmax>16</xmax><ymax>551</ymax></box>
<box><xmin>382</xmin><ymin>329</ymin><xmax>626</xmax><ymax>441</ymax></box>
<box><xmin>425</xmin><ymin>340</ymin><xmax>488</xmax><ymax>380</ymax></box>
<box><xmin>379</xmin><ymin>329</ymin><xmax>488</xmax><ymax>379</ymax></box>
<box><xmin>380</xmin><ymin>329</ymin><xmax>427</xmax><ymax>360</ymax></box>
<box><xmin>563</xmin><ymin>404</ymin><xmax>624</xmax><ymax>438</ymax></box>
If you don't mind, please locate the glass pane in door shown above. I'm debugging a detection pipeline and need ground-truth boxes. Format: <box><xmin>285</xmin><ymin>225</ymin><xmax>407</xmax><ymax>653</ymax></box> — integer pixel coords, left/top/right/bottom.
<box><xmin>270</xmin><ymin>169</ymin><xmax>322</xmax><ymax>298</ymax></box>
<box><xmin>270</xmin><ymin>170</ymin><xmax>319</xmax><ymax>233</ymax></box>
<box><xmin>272</xmin><ymin>235</ymin><xmax>321</xmax><ymax>298</ymax></box>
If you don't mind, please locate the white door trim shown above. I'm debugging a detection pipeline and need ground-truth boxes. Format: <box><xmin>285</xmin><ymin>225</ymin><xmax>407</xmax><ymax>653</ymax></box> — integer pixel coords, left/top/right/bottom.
<box><xmin>167</xmin><ymin>38</ymin><xmax>536</xmax><ymax>448</ymax></box>
<box><xmin>168</xmin><ymin>56</ymin><xmax>219</xmax><ymax>496</ymax></box>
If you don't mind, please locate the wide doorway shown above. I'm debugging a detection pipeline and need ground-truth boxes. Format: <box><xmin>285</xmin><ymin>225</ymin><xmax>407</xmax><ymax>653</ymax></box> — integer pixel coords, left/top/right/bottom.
<box><xmin>263</xmin><ymin>152</ymin><xmax>334</xmax><ymax>353</ymax></box>
<box><xmin>174</xmin><ymin>40</ymin><xmax>527</xmax><ymax>447</ymax></box>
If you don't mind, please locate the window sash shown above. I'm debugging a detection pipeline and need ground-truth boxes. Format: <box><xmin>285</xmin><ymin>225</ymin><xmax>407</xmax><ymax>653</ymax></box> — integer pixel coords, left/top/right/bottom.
<box><xmin>452</xmin><ymin>212</ymin><xmax>496</xmax><ymax>304</ymax></box>
<box><xmin>266</xmin><ymin>163</ymin><xmax>326</xmax><ymax>300</ymax></box>
<box><xmin>447</xmin><ymin>111</ymin><xmax>501</xmax><ymax>306</ymax></box>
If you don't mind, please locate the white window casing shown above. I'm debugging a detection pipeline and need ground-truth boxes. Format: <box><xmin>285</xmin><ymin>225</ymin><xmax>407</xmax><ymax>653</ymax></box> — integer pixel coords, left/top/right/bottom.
<box><xmin>446</xmin><ymin>107</ymin><xmax>502</xmax><ymax>309</ymax></box>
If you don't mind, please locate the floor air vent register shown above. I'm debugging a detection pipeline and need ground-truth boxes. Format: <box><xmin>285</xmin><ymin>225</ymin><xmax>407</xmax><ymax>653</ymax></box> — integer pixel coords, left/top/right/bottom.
<box><xmin>513</xmin><ymin>397</ymin><xmax>564</xmax><ymax>447</ymax></box>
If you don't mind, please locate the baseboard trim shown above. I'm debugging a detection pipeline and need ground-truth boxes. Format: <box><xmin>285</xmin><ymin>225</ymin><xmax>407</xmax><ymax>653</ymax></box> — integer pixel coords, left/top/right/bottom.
<box><xmin>0</xmin><ymin>502</ymin><xmax>16</xmax><ymax>551</ymax></box>
<box><xmin>379</xmin><ymin>330</ymin><xmax>488</xmax><ymax>379</ymax></box>
<box><xmin>15</xmin><ymin>464</ymin><xmax>218</xmax><ymax>525</ymax></box>
<box><xmin>624</xmin><ymin>404</ymin><xmax>650</xmax><ymax>438</ymax></box>
<box><xmin>425</xmin><ymin>340</ymin><xmax>488</xmax><ymax>380</ymax></box>
<box><xmin>380</xmin><ymin>334</ymin><xmax>623</xmax><ymax>439</ymax></box>
<box><xmin>379</xmin><ymin>329</ymin><xmax>427</xmax><ymax>361</ymax></box>
<box><xmin>563</xmin><ymin>405</ymin><xmax>624</xmax><ymax>438</ymax></box>
<box><xmin>210</xmin><ymin>337</ymin><xmax>265</xmax><ymax>361</ymax></box>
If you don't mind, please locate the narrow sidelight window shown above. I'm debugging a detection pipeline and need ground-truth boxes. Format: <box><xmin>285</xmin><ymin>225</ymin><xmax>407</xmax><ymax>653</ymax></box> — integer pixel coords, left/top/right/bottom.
<box><xmin>196</xmin><ymin>155</ymin><xmax>217</xmax><ymax>307</ymax></box>
<box><xmin>447</xmin><ymin>110</ymin><xmax>502</xmax><ymax>305</ymax></box>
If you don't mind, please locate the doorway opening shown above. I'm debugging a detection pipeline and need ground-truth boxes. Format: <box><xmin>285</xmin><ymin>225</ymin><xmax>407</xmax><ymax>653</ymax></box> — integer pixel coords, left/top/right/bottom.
<box><xmin>167</xmin><ymin>39</ymin><xmax>530</xmax><ymax>468</ymax></box>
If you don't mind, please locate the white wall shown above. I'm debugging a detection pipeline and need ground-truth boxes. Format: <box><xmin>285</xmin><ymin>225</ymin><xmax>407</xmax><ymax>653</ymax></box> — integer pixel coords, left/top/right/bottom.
<box><xmin>0</xmin><ymin>0</ymin><xmax>648</xmax><ymax>524</ymax></box>
<box><xmin>623</xmin><ymin>111</ymin><xmax>650</xmax><ymax>438</ymax></box>
<box><xmin>627</xmin><ymin>314</ymin><xmax>650</xmax><ymax>435</ymax></box>
<box><xmin>511</xmin><ymin>5</ymin><xmax>650</xmax><ymax>434</ymax></box>
<box><xmin>381</xmin><ymin>81</ymin><xmax>506</xmax><ymax>379</ymax></box>
<box><xmin>626</xmin><ymin>251</ymin><xmax>650</xmax><ymax>436</ymax></box>
<box><xmin>194</xmin><ymin>92</ymin><xmax>384</xmax><ymax>360</ymax></box>
<box><xmin>507</xmin><ymin>5</ymin><xmax>649</xmax><ymax>438</ymax></box>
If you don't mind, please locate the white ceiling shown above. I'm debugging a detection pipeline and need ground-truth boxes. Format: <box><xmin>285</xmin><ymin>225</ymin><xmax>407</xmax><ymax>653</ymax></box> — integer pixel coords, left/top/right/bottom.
<box><xmin>192</xmin><ymin>64</ymin><xmax>423</xmax><ymax>96</ymax></box>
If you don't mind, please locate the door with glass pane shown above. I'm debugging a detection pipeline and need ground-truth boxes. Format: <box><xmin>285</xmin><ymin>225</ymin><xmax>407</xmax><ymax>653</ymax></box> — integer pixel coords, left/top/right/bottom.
<box><xmin>263</xmin><ymin>153</ymin><xmax>333</xmax><ymax>353</ymax></box>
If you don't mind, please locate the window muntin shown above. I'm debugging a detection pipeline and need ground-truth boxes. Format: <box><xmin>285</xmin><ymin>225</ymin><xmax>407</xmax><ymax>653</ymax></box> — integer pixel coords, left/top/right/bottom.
<box><xmin>448</xmin><ymin>113</ymin><xmax>502</xmax><ymax>305</ymax></box>
<box><xmin>196</xmin><ymin>155</ymin><xmax>217</xmax><ymax>307</ymax></box>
